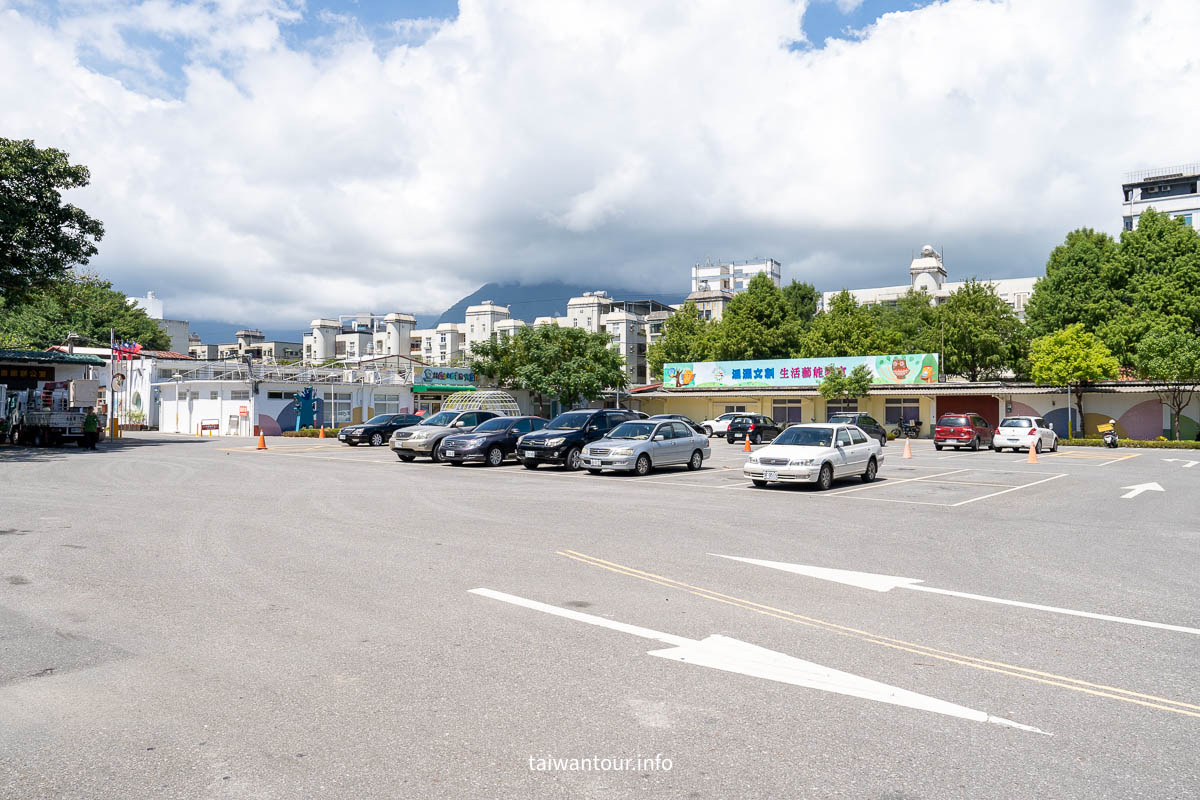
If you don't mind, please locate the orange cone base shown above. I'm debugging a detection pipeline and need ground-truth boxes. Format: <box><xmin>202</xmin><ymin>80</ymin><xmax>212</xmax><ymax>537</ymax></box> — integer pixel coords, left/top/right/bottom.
<box><xmin>319</xmin><ymin>427</ymin><xmax>326</xmax><ymax>439</ymax></box>
<box><xmin>256</xmin><ymin>434</ymin><xmax>267</xmax><ymax>450</ymax></box>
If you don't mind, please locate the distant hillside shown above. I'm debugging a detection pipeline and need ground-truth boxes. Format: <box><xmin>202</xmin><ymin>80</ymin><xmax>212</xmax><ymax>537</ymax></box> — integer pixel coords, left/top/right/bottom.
<box><xmin>435</xmin><ymin>281</ymin><xmax>688</xmax><ymax>326</ymax></box>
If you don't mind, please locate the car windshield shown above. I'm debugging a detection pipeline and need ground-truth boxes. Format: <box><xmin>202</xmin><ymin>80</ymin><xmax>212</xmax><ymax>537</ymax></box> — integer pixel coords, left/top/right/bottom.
<box><xmin>827</xmin><ymin>415</ymin><xmax>855</xmax><ymax>424</ymax></box>
<box><xmin>773</xmin><ymin>427</ymin><xmax>834</xmax><ymax>447</ymax></box>
<box><xmin>547</xmin><ymin>412</ymin><xmax>592</xmax><ymax>430</ymax></box>
<box><xmin>473</xmin><ymin>418</ymin><xmax>511</xmax><ymax>433</ymax></box>
<box><xmin>999</xmin><ymin>418</ymin><xmax>1033</xmax><ymax>428</ymax></box>
<box><xmin>365</xmin><ymin>415</ymin><xmax>394</xmax><ymax>425</ymax></box>
<box><xmin>939</xmin><ymin>416</ymin><xmax>969</xmax><ymax>426</ymax></box>
<box><xmin>608</xmin><ymin>422</ymin><xmax>657</xmax><ymax>440</ymax></box>
<box><xmin>419</xmin><ymin>411</ymin><xmax>458</xmax><ymax>426</ymax></box>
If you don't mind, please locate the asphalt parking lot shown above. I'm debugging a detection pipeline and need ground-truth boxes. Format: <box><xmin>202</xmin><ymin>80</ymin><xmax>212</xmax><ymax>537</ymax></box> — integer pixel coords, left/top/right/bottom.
<box><xmin>2</xmin><ymin>434</ymin><xmax>1197</xmax><ymax>799</ymax></box>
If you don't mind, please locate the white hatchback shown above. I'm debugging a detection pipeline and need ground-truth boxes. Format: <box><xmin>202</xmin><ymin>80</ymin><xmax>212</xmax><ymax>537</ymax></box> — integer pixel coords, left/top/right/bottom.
<box><xmin>743</xmin><ymin>423</ymin><xmax>883</xmax><ymax>490</ymax></box>
<box><xmin>991</xmin><ymin>416</ymin><xmax>1058</xmax><ymax>453</ymax></box>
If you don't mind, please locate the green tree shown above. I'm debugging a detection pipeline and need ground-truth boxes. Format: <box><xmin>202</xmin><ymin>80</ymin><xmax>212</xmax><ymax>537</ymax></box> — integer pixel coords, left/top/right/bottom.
<box><xmin>646</xmin><ymin>300</ymin><xmax>711</xmax><ymax>381</ymax></box>
<box><xmin>875</xmin><ymin>289</ymin><xmax>940</xmax><ymax>355</ymax></box>
<box><xmin>1025</xmin><ymin>228</ymin><xmax>1121</xmax><ymax>339</ymax></box>
<box><xmin>1030</xmin><ymin>324</ymin><xmax>1120</xmax><ymax>430</ymax></box>
<box><xmin>708</xmin><ymin>272</ymin><xmax>801</xmax><ymax>360</ymax></box>
<box><xmin>0</xmin><ymin>271</ymin><xmax>170</xmax><ymax>350</ymax></box>
<box><xmin>470</xmin><ymin>324</ymin><xmax>625</xmax><ymax>410</ymax></box>
<box><xmin>1134</xmin><ymin>324</ymin><xmax>1200</xmax><ymax>440</ymax></box>
<box><xmin>939</xmin><ymin>279</ymin><xmax>1027</xmax><ymax>381</ymax></box>
<box><xmin>781</xmin><ymin>279</ymin><xmax>820</xmax><ymax>326</ymax></box>
<box><xmin>797</xmin><ymin>290</ymin><xmax>900</xmax><ymax>358</ymax></box>
<box><xmin>818</xmin><ymin>363</ymin><xmax>873</xmax><ymax>404</ymax></box>
<box><xmin>1</xmin><ymin>138</ymin><xmax>105</xmax><ymax>302</ymax></box>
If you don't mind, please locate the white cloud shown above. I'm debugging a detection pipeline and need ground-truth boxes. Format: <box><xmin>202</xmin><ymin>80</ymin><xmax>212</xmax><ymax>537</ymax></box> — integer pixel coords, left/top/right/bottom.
<box><xmin>1</xmin><ymin>0</ymin><xmax>1198</xmax><ymax>330</ymax></box>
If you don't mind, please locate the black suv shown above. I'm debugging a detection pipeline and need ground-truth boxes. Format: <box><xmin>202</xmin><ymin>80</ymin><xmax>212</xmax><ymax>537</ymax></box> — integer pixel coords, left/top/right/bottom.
<box><xmin>439</xmin><ymin>416</ymin><xmax>548</xmax><ymax>466</ymax></box>
<box><xmin>338</xmin><ymin>413</ymin><xmax>423</xmax><ymax>446</ymax></box>
<box><xmin>828</xmin><ymin>412</ymin><xmax>888</xmax><ymax>447</ymax></box>
<box><xmin>518</xmin><ymin>409</ymin><xmax>640</xmax><ymax>470</ymax></box>
<box><xmin>726</xmin><ymin>414</ymin><xmax>782</xmax><ymax>444</ymax></box>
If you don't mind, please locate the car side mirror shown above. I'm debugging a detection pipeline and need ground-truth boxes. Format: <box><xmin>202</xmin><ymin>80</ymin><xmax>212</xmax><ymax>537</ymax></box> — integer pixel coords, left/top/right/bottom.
<box><xmin>454</xmin><ymin>420</ymin><xmax>466</xmax><ymax>427</ymax></box>
<box><xmin>653</xmin><ymin>434</ymin><xmax>665</xmax><ymax>441</ymax></box>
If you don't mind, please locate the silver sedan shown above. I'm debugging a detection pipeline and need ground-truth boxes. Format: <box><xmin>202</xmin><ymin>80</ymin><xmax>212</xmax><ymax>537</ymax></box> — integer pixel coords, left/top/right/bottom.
<box><xmin>582</xmin><ymin>420</ymin><xmax>710</xmax><ymax>476</ymax></box>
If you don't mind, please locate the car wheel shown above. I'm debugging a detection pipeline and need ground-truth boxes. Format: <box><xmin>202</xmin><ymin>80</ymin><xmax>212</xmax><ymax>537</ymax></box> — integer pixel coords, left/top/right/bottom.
<box><xmin>1033</xmin><ymin>440</ymin><xmax>1041</xmax><ymax>454</ymax></box>
<box><xmin>486</xmin><ymin>446</ymin><xmax>504</xmax><ymax>466</ymax></box>
<box><xmin>934</xmin><ymin>444</ymin><xmax>943</xmax><ymax>451</ymax></box>
<box><xmin>687</xmin><ymin>450</ymin><xmax>703</xmax><ymax>471</ymax></box>
<box><xmin>634</xmin><ymin>454</ymin><xmax>652</xmax><ymax>476</ymax></box>
<box><xmin>751</xmin><ymin>479</ymin><xmax>768</xmax><ymax>488</ymax></box>
<box><xmin>751</xmin><ymin>432</ymin><xmax>761</xmax><ymax>445</ymax></box>
<box><xmin>816</xmin><ymin>463</ymin><xmax>833</xmax><ymax>491</ymax></box>
<box><xmin>862</xmin><ymin>456</ymin><xmax>877</xmax><ymax>482</ymax></box>
<box><xmin>726</xmin><ymin>435</ymin><xmax>735</xmax><ymax>445</ymax></box>
<box><xmin>564</xmin><ymin>447</ymin><xmax>582</xmax><ymax>471</ymax></box>
<box><xmin>972</xmin><ymin>436</ymin><xmax>980</xmax><ymax>451</ymax></box>
<box><xmin>586</xmin><ymin>468</ymin><xmax>603</xmax><ymax>475</ymax></box>
<box><xmin>522</xmin><ymin>461</ymin><xmax>539</xmax><ymax>470</ymax></box>
<box><xmin>878</xmin><ymin>435</ymin><xmax>886</xmax><ymax>448</ymax></box>
<box><xmin>397</xmin><ymin>453</ymin><xmax>415</xmax><ymax>462</ymax></box>
<box><xmin>370</xmin><ymin>432</ymin><xmax>383</xmax><ymax>447</ymax></box>
<box><xmin>1051</xmin><ymin>436</ymin><xmax>1059</xmax><ymax>453</ymax></box>
<box><xmin>703</xmin><ymin>426</ymin><xmax>713</xmax><ymax>437</ymax></box>
<box><xmin>430</xmin><ymin>446</ymin><xmax>443</xmax><ymax>463</ymax></box>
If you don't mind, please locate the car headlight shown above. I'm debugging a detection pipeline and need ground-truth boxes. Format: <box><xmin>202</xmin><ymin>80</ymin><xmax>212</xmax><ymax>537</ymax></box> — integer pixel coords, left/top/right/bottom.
<box><xmin>411</xmin><ymin>431</ymin><xmax>429</xmax><ymax>440</ymax></box>
<box><xmin>610</xmin><ymin>447</ymin><xmax>634</xmax><ymax>456</ymax></box>
<box><xmin>460</xmin><ymin>438</ymin><xmax>484</xmax><ymax>448</ymax></box>
<box><xmin>790</xmin><ymin>458</ymin><xmax>816</xmax><ymax>466</ymax></box>
<box><xmin>543</xmin><ymin>437</ymin><xmax>565</xmax><ymax>447</ymax></box>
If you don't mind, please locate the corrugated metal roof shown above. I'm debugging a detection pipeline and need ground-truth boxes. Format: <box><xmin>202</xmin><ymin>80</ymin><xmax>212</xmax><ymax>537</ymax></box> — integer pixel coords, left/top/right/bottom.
<box><xmin>0</xmin><ymin>349</ymin><xmax>105</xmax><ymax>366</ymax></box>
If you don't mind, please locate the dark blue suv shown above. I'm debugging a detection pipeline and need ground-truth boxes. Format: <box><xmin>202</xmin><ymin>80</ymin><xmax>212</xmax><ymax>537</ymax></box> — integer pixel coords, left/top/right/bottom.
<box><xmin>517</xmin><ymin>409</ymin><xmax>639</xmax><ymax>471</ymax></box>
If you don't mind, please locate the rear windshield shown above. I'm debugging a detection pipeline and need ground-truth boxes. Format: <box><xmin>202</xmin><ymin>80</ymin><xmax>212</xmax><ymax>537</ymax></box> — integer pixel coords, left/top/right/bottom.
<box><xmin>773</xmin><ymin>427</ymin><xmax>834</xmax><ymax>447</ymax></box>
<box><xmin>999</xmin><ymin>418</ymin><xmax>1033</xmax><ymax>428</ymax></box>
<box><xmin>938</xmin><ymin>416</ymin><xmax>970</xmax><ymax>426</ymax></box>
<box><xmin>827</xmin><ymin>415</ymin><xmax>855</xmax><ymax>424</ymax></box>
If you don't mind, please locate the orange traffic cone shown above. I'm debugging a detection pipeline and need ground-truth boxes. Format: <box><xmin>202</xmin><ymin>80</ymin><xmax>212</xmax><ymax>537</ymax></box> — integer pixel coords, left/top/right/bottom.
<box><xmin>318</xmin><ymin>427</ymin><xmax>326</xmax><ymax>439</ymax></box>
<box><xmin>743</xmin><ymin>436</ymin><xmax>752</xmax><ymax>452</ymax></box>
<box><xmin>1026</xmin><ymin>443</ymin><xmax>1039</xmax><ymax>464</ymax></box>
<box><xmin>903</xmin><ymin>437</ymin><xmax>912</xmax><ymax>459</ymax></box>
<box><xmin>256</xmin><ymin>433</ymin><xmax>267</xmax><ymax>450</ymax></box>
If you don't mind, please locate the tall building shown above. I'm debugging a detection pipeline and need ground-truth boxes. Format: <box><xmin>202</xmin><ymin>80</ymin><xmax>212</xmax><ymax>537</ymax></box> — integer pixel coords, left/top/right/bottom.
<box><xmin>604</xmin><ymin>309</ymin><xmax>647</xmax><ymax>386</ymax></box>
<box><xmin>126</xmin><ymin>291</ymin><xmax>191</xmax><ymax>353</ymax></box>
<box><xmin>464</xmin><ymin>301</ymin><xmax>512</xmax><ymax>353</ymax></box>
<box><xmin>690</xmin><ymin>258</ymin><xmax>781</xmax><ymax>294</ymax></box>
<box><xmin>565</xmin><ymin>291</ymin><xmax>613</xmax><ymax>332</ymax></box>
<box><xmin>820</xmin><ymin>245</ymin><xmax>1037</xmax><ymax>319</ymax></box>
<box><xmin>1122</xmin><ymin>163</ymin><xmax>1200</xmax><ymax>231</ymax></box>
<box><xmin>684</xmin><ymin>286</ymin><xmax>733</xmax><ymax>321</ymax></box>
<box><xmin>303</xmin><ymin>313</ymin><xmax>415</xmax><ymax>363</ymax></box>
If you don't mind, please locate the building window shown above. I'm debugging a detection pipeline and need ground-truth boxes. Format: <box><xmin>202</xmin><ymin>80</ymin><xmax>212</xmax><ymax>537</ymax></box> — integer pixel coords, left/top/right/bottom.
<box><xmin>335</xmin><ymin>341</ymin><xmax>346</xmax><ymax>355</ymax></box>
<box><xmin>1176</xmin><ymin>213</ymin><xmax>1193</xmax><ymax>227</ymax></box>
<box><xmin>322</xmin><ymin>392</ymin><xmax>352</xmax><ymax>425</ymax></box>
<box><xmin>772</xmin><ymin>399</ymin><xmax>806</xmax><ymax>424</ymax></box>
<box><xmin>1123</xmin><ymin>216</ymin><xmax>1133</xmax><ymax>231</ymax></box>
<box><xmin>267</xmin><ymin>391</ymin><xmax>285</xmax><ymax>399</ymax></box>
<box><xmin>210</xmin><ymin>391</ymin><xmax>219</xmax><ymax>400</ymax></box>
<box><xmin>885</xmin><ymin>397</ymin><xmax>920</xmax><ymax>424</ymax></box>
<box><xmin>230</xmin><ymin>390</ymin><xmax>250</xmax><ymax>401</ymax></box>
<box><xmin>825</xmin><ymin>399</ymin><xmax>858</xmax><ymax>417</ymax></box>
<box><xmin>722</xmin><ymin>404</ymin><xmax>746</xmax><ymax>414</ymax></box>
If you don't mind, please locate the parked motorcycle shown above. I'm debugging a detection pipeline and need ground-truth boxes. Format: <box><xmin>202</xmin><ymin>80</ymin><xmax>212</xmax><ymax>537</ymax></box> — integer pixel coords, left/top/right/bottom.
<box><xmin>1099</xmin><ymin>419</ymin><xmax>1118</xmax><ymax>448</ymax></box>
<box><xmin>894</xmin><ymin>420</ymin><xmax>923</xmax><ymax>439</ymax></box>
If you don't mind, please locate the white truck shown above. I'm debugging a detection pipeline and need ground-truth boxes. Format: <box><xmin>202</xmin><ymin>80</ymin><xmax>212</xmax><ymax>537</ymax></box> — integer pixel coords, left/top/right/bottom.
<box><xmin>3</xmin><ymin>380</ymin><xmax>103</xmax><ymax>447</ymax></box>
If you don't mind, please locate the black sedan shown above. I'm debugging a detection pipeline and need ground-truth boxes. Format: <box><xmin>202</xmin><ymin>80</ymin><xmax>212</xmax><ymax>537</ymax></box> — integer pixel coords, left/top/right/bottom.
<box><xmin>338</xmin><ymin>413</ymin><xmax>423</xmax><ymax>446</ymax></box>
<box><xmin>438</xmin><ymin>416</ymin><xmax>548</xmax><ymax>466</ymax></box>
<box><xmin>649</xmin><ymin>413</ymin><xmax>706</xmax><ymax>434</ymax></box>
<box><xmin>828</xmin><ymin>412</ymin><xmax>888</xmax><ymax>447</ymax></box>
<box><xmin>726</xmin><ymin>414</ymin><xmax>783</xmax><ymax>444</ymax></box>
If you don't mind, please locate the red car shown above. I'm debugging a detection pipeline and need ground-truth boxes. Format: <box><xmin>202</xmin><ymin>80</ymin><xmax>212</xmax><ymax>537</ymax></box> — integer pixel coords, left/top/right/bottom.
<box><xmin>934</xmin><ymin>413</ymin><xmax>992</xmax><ymax>451</ymax></box>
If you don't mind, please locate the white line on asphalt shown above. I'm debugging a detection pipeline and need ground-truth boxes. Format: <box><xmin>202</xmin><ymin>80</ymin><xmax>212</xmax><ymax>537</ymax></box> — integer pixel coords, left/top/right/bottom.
<box><xmin>826</xmin><ymin>469</ymin><xmax>968</xmax><ymax>495</ymax></box>
<box><xmin>469</xmin><ymin>588</ymin><xmax>1048</xmax><ymax>734</ymax></box>
<box><xmin>711</xmin><ymin>555</ymin><xmax>1200</xmax><ymax>636</ymax></box>
<box><xmin>950</xmin><ymin>473</ymin><xmax>1067</xmax><ymax>506</ymax></box>
<box><xmin>1120</xmin><ymin>482</ymin><xmax>1164</xmax><ymax>499</ymax></box>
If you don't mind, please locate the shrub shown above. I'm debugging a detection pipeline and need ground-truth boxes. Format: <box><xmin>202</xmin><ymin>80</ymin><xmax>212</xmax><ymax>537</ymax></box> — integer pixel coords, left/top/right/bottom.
<box><xmin>1062</xmin><ymin>438</ymin><xmax>1200</xmax><ymax>450</ymax></box>
<box><xmin>282</xmin><ymin>427</ymin><xmax>343</xmax><ymax>438</ymax></box>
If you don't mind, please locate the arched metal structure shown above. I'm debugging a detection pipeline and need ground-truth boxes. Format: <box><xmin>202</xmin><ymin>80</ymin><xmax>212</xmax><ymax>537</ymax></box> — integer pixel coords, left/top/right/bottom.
<box><xmin>442</xmin><ymin>390</ymin><xmax>521</xmax><ymax>416</ymax></box>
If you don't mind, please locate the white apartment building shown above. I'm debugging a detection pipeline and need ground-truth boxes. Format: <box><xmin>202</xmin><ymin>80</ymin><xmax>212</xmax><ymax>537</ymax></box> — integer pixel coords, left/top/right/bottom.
<box><xmin>126</xmin><ymin>291</ymin><xmax>191</xmax><ymax>353</ymax></box>
<box><xmin>1122</xmin><ymin>163</ymin><xmax>1200</xmax><ymax>232</ymax></box>
<box><xmin>433</xmin><ymin>322</ymin><xmax>466</xmax><ymax>365</ymax></box>
<box><xmin>684</xmin><ymin>287</ymin><xmax>734</xmax><ymax>321</ymax></box>
<box><xmin>690</xmin><ymin>258</ymin><xmax>781</xmax><ymax>294</ymax></box>
<box><xmin>604</xmin><ymin>309</ymin><xmax>647</xmax><ymax>386</ymax></box>
<box><xmin>566</xmin><ymin>291</ymin><xmax>613</xmax><ymax>332</ymax></box>
<box><xmin>495</xmin><ymin>318</ymin><xmax>527</xmax><ymax>340</ymax></box>
<box><xmin>821</xmin><ymin>246</ymin><xmax>1037</xmax><ymax>319</ymax></box>
<box><xmin>533</xmin><ymin>316</ymin><xmax>561</xmax><ymax>327</ymax></box>
<box><xmin>464</xmin><ymin>301</ymin><xmax>512</xmax><ymax>353</ymax></box>
<box><xmin>303</xmin><ymin>313</ymin><xmax>416</xmax><ymax>364</ymax></box>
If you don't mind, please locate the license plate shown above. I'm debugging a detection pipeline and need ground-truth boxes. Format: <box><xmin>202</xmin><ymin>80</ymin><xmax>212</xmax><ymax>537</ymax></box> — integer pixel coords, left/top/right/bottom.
<box><xmin>524</xmin><ymin>450</ymin><xmax>535</xmax><ymax>458</ymax></box>
<box><xmin>1006</xmin><ymin>438</ymin><xmax>1019</xmax><ymax>444</ymax></box>
<box><xmin>445</xmin><ymin>451</ymin><xmax>455</xmax><ymax>457</ymax></box>
<box><xmin>588</xmin><ymin>459</ymin><xmax>601</xmax><ymax>466</ymax></box>
<box><xmin>764</xmin><ymin>471</ymin><xmax>778</xmax><ymax>481</ymax></box>
<box><xmin>338</xmin><ymin>434</ymin><xmax>346</xmax><ymax>439</ymax></box>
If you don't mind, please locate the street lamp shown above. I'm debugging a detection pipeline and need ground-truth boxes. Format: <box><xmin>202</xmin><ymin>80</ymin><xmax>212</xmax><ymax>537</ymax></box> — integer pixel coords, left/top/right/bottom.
<box><xmin>172</xmin><ymin>373</ymin><xmax>183</xmax><ymax>434</ymax></box>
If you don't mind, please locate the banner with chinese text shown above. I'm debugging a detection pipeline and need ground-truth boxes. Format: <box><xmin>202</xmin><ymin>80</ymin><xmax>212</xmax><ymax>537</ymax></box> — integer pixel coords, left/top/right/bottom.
<box><xmin>663</xmin><ymin>354</ymin><xmax>938</xmax><ymax>389</ymax></box>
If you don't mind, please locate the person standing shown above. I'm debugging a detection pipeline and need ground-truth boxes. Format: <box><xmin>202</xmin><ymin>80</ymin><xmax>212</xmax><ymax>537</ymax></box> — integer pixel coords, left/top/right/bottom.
<box><xmin>83</xmin><ymin>409</ymin><xmax>99</xmax><ymax>451</ymax></box>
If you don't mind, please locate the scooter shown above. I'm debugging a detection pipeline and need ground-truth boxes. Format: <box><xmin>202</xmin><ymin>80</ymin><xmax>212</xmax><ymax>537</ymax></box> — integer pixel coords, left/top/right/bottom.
<box><xmin>1099</xmin><ymin>420</ymin><xmax>1118</xmax><ymax>448</ymax></box>
<box><xmin>895</xmin><ymin>420</ymin><xmax>922</xmax><ymax>439</ymax></box>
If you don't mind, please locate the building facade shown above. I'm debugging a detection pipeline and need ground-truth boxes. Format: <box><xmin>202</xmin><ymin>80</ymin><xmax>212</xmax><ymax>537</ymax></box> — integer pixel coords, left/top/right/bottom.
<box><xmin>690</xmin><ymin>259</ymin><xmax>781</xmax><ymax>294</ymax></box>
<box><xmin>126</xmin><ymin>291</ymin><xmax>191</xmax><ymax>354</ymax></box>
<box><xmin>1122</xmin><ymin>163</ymin><xmax>1200</xmax><ymax>232</ymax></box>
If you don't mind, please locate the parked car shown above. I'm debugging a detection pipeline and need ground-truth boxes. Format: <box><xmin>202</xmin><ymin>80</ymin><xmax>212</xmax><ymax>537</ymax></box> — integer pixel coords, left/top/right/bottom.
<box><xmin>517</xmin><ymin>408</ymin><xmax>640</xmax><ymax>470</ymax></box>
<box><xmin>438</xmin><ymin>416</ymin><xmax>547</xmax><ymax>466</ymax></box>
<box><xmin>744</xmin><ymin>423</ymin><xmax>883</xmax><ymax>490</ymax></box>
<box><xmin>827</xmin><ymin>412</ymin><xmax>889</xmax><ymax>447</ymax></box>
<box><xmin>991</xmin><ymin>416</ymin><xmax>1059</xmax><ymax>453</ymax></box>
<box><xmin>699</xmin><ymin>412</ymin><xmax>744</xmax><ymax>437</ymax></box>
<box><xmin>726</xmin><ymin>414</ymin><xmax>783</xmax><ymax>444</ymax></box>
<box><xmin>648</xmin><ymin>413</ymin><xmax>706</xmax><ymax>434</ymax></box>
<box><xmin>582</xmin><ymin>419</ymin><xmax>710</xmax><ymax>476</ymax></box>
<box><xmin>338</xmin><ymin>413</ymin><xmax>423</xmax><ymax>447</ymax></box>
<box><xmin>933</xmin><ymin>413</ymin><xmax>993</xmax><ymax>451</ymax></box>
<box><xmin>390</xmin><ymin>410</ymin><xmax>501</xmax><ymax>462</ymax></box>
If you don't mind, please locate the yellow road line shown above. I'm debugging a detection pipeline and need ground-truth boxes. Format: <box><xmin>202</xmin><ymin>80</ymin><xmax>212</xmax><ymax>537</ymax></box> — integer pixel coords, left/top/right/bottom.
<box><xmin>557</xmin><ymin>549</ymin><xmax>1200</xmax><ymax>719</ymax></box>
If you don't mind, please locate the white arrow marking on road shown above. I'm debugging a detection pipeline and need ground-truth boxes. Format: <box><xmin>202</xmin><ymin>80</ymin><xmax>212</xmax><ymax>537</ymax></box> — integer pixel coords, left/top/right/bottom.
<box><xmin>469</xmin><ymin>588</ymin><xmax>1048</xmax><ymax>734</ymax></box>
<box><xmin>711</xmin><ymin>555</ymin><xmax>1200</xmax><ymax>636</ymax></box>
<box><xmin>1121</xmin><ymin>482</ymin><xmax>1165</xmax><ymax>499</ymax></box>
<box><xmin>1163</xmin><ymin>458</ymin><xmax>1198</xmax><ymax>469</ymax></box>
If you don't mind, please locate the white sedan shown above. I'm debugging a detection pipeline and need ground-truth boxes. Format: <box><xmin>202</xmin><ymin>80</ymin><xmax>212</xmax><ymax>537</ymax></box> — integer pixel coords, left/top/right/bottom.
<box><xmin>991</xmin><ymin>416</ymin><xmax>1059</xmax><ymax>453</ymax></box>
<box><xmin>700</xmin><ymin>412</ymin><xmax>742</xmax><ymax>437</ymax></box>
<box><xmin>743</xmin><ymin>423</ymin><xmax>883</xmax><ymax>490</ymax></box>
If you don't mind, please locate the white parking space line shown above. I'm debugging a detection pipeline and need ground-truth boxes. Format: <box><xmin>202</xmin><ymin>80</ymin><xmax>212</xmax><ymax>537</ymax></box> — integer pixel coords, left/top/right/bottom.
<box><xmin>950</xmin><ymin>473</ymin><xmax>1068</xmax><ymax>506</ymax></box>
<box><xmin>826</xmin><ymin>469</ymin><xmax>968</xmax><ymax>496</ymax></box>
